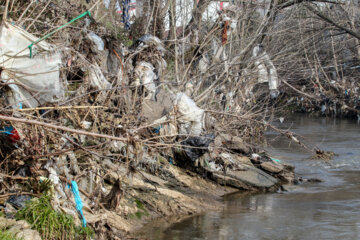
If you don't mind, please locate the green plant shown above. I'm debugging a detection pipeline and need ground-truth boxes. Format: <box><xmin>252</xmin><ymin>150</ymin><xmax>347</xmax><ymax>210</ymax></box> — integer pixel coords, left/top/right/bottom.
<box><xmin>0</xmin><ymin>229</ymin><xmax>22</xmax><ymax>240</ymax></box>
<box><xmin>25</xmin><ymin>178</ymin><xmax>53</xmax><ymax>195</ymax></box>
<box><xmin>15</xmin><ymin>194</ymin><xmax>94</xmax><ymax>240</ymax></box>
<box><xmin>129</xmin><ymin>198</ymin><xmax>149</xmax><ymax>220</ymax></box>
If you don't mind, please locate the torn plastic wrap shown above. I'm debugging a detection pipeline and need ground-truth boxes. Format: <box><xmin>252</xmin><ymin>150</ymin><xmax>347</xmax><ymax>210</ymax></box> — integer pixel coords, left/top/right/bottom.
<box><xmin>252</xmin><ymin>44</ymin><xmax>280</xmax><ymax>98</ymax></box>
<box><xmin>131</xmin><ymin>34</ymin><xmax>166</xmax><ymax>55</ymax></box>
<box><xmin>152</xmin><ymin>116</ymin><xmax>178</xmax><ymax>141</ymax></box>
<box><xmin>174</xmin><ymin>93</ymin><xmax>205</xmax><ymax>136</ymax></box>
<box><xmin>104</xmin><ymin>0</ymin><xmax>110</xmax><ymax>9</ymax></box>
<box><xmin>0</xmin><ymin>23</ymin><xmax>63</xmax><ymax>108</ymax></box>
<box><xmin>87</xmin><ymin>63</ymin><xmax>111</xmax><ymax>90</ymax></box>
<box><xmin>134</xmin><ymin>61</ymin><xmax>157</xmax><ymax>99</ymax></box>
<box><xmin>88</xmin><ymin>32</ymin><xmax>104</xmax><ymax>51</ymax></box>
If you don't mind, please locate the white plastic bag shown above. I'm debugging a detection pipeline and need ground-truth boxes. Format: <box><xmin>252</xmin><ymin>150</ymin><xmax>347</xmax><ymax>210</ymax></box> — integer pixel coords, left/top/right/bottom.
<box><xmin>88</xmin><ymin>32</ymin><xmax>104</xmax><ymax>51</ymax></box>
<box><xmin>252</xmin><ymin>45</ymin><xmax>280</xmax><ymax>92</ymax></box>
<box><xmin>104</xmin><ymin>0</ymin><xmax>110</xmax><ymax>9</ymax></box>
<box><xmin>174</xmin><ymin>93</ymin><xmax>204</xmax><ymax>136</ymax></box>
<box><xmin>0</xmin><ymin>23</ymin><xmax>63</xmax><ymax>108</ymax></box>
<box><xmin>134</xmin><ymin>61</ymin><xmax>157</xmax><ymax>99</ymax></box>
<box><xmin>88</xmin><ymin>63</ymin><xmax>111</xmax><ymax>90</ymax></box>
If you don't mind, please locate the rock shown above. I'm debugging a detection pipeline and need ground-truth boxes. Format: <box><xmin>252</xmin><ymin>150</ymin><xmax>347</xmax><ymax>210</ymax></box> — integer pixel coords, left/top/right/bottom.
<box><xmin>8</xmin><ymin>220</ymin><xmax>30</xmax><ymax>235</ymax></box>
<box><xmin>283</xmin><ymin>162</ymin><xmax>295</xmax><ymax>172</ymax></box>
<box><xmin>215</xmin><ymin>134</ymin><xmax>250</xmax><ymax>154</ymax></box>
<box><xmin>275</xmin><ymin>162</ymin><xmax>295</xmax><ymax>183</ymax></box>
<box><xmin>260</xmin><ymin>161</ymin><xmax>284</xmax><ymax>173</ymax></box>
<box><xmin>15</xmin><ymin>229</ymin><xmax>42</xmax><ymax>240</ymax></box>
<box><xmin>0</xmin><ymin>217</ymin><xmax>41</xmax><ymax>240</ymax></box>
<box><xmin>83</xmin><ymin>211</ymin><xmax>108</xmax><ymax>224</ymax></box>
<box><xmin>210</xmin><ymin>165</ymin><xmax>278</xmax><ymax>190</ymax></box>
<box><xmin>234</xmin><ymin>155</ymin><xmax>253</xmax><ymax>166</ymax></box>
<box><xmin>4</xmin><ymin>219</ymin><xmax>41</xmax><ymax>240</ymax></box>
<box><xmin>218</xmin><ymin>153</ymin><xmax>252</xmax><ymax>171</ymax></box>
<box><xmin>212</xmin><ymin>173</ymin><xmax>255</xmax><ymax>190</ymax></box>
<box><xmin>4</xmin><ymin>202</ymin><xmax>17</xmax><ymax>218</ymax></box>
<box><xmin>0</xmin><ymin>216</ymin><xmax>16</xmax><ymax>228</ymax></box>
<box><xmin>298</xmin><ymin>177</ymin><xmax>322</xmax><ymax>183</ymax></box>
<box><xmin>306</xmin><ymin>178</ymin><xmax>322</xmax><ymax>183</ymax></box>
<box><xmin>12</xmin><ymin>220</ymin><xmax>30</xmax><ymax>229</ymax></box>
<box><xmin>278</xmin><ymin>171</ymin><xmax>295</xmax><ymax>183</ymax></box>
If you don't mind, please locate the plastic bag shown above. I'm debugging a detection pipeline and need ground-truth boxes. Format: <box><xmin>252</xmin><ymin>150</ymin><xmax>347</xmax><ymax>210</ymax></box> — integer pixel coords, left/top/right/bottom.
<box><xmin>131</xmin><ymin>34</ymin><xmax>166</xmax><ymax>54</ymax></box>
<box><xmin>0</xmin><ymin>23</ymin><xmax>63</xmax><ymax>108</ymax></box>
<box><xmin>134</xmin><ymin>61</ymin><xmax>157</xmax><ymax>98</ymax></box>
<box><xmin>88</xmin><ymin>63</ymin><xmax>111</xmax><ymax>90</ymax></box>
<box><xmin>174</xmin><ymin>93</ymin><xmax>205</xmax><ymax>136</ymax></box>
<box><xmin>104</xmin><ymin>0</ymin><xmax>110</xmax><ymax>8</ymax></box>
<box><xmin>88</xmin><ymin>32</ymin><xmax>104</xmax><ymax>51</ymax></box>
<box><xmin>180</xmin><ymin>133</ymin><xmax>215</xmax><ymax>161</ymax></box>
<box><xmin>252</xmin><ymin>44</ymin><xmax>280</xmax><ymax>94</ymax></box>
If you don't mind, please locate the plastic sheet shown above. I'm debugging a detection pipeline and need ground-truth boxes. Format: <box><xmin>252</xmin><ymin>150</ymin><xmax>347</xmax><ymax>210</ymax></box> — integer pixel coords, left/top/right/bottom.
<box><xmin>7</xmin><ymin>195</ymin><xmax>32</xmax><ymax>209</ymax></box>
<box><xmin>104</xmin><ymin>0</ymin><xmax>110</xmax><ymax>9</ymax></box>
<box><xmin>0</xmin><ymin>23</ymin><xmax>63</xmax><ymax>108</ymax></box>
<box><xmin>252</xmin><ymin>44</ymin><xmax>280</xmax><ymax>97</ymax></box>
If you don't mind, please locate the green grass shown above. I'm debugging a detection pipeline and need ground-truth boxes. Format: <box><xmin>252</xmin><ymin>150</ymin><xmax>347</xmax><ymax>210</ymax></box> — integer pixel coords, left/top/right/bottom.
<box><xmin>0</xmin><ymin>229</ymin><xmax>22</xmax><ymax>240</ymax></box>
<box><xmin>15</xmin><ymin>194</ymin><xmax>94</xmax><ymax>240</ymax></box>
<box><xmin>129</xmin><ymin>198</ymin><xmax>149</xmax><ymax>220</ymax></box>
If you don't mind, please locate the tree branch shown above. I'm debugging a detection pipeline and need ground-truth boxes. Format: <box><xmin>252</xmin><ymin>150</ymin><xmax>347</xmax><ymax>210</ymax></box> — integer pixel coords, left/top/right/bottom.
<box><xmin>304</xmin><ymin>3</ymin><xmax>360</xmax><ymax>41</ymax></box>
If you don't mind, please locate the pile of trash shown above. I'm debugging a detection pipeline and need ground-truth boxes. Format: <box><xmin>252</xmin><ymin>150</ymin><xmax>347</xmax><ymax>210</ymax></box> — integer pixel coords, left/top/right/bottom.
<box><xmin>0</xmin><ymin>2</ymin><xmax>296</xmax><ymax>239</ymax></box>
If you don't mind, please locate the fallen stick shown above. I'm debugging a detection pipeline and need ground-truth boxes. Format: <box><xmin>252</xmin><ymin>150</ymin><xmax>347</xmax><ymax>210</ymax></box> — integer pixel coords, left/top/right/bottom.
<box><xmin>13</xmin><ymin>106</ymin><xmax>107</xmax><ymax>112</ymax></box>
<box><xmin>282</xmin><ymin>80</ymin><xmax>318</xmax><ymax>100</ymax></box>
<box><xmin>0</xmin><ymin>192</ymin><xmax>39</xmax><ymax>199</ymax></box>
<box><xmin>0</xmin><ymin>115</ymin><xmax>128</xmax><ymax>142</ymax></box>
<box><xmin>3</xmin><ymin>0</ymin><xmax>10</xmax><ymax>22</ymax></box>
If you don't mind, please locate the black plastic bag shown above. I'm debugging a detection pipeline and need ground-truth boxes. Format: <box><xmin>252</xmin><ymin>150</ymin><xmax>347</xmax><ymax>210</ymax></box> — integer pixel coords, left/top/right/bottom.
<box><xmin>180</xmin><ymin>133</ymin><xmax>215</xmax><ymax>162</ymax></box>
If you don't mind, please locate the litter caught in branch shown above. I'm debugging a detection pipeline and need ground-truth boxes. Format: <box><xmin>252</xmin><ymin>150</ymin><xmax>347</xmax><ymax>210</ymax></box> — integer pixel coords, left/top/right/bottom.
<box><xmin>0</xmin><ymin>23</ymin><xmax>63</xmax><ymax>108</ymax></box>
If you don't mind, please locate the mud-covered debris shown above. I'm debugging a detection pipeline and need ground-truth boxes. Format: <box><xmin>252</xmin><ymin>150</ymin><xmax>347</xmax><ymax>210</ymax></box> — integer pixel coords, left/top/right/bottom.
<box><xmin>311</xmin><ymin>149</ymin><xmax>335</xmax><ymax>160</ymax></box>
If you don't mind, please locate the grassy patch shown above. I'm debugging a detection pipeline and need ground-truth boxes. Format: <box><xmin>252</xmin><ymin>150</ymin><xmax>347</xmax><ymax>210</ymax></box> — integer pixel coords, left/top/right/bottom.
<box><xmin>129</xmin><ymin>198</ymin><xmax>149</xmax><ymax>220</ymax></box>
<box><xmin>15</xmin><ymin>194</ymin><xmax>94</xmax><ymax>240</ymax></box>
<box><xmin>0</xmin><ymin>229</ymin><xmax>22</xmax><ymax>240</ymax></box>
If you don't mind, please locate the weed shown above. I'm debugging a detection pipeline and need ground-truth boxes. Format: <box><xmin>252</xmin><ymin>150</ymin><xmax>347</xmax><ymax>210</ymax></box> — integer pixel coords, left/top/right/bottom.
<box><xmin>0</xmin><ymin>229</ymin><xmax>22</xmax><ymax>240</ymax></box>
<box><xmin>129</xmin><ymin>198</ymin><xmax>149</xmax><ymax>220</ymax></box>
<box><xmin>15</xmin><ymin>194</ymin><xmax>94</xmax><ymax>240</ymax></box>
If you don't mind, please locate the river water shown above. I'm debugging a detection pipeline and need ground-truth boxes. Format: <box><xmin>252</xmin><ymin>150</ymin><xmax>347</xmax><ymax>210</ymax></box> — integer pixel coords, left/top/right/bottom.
<box><xmin>143</xmin><ymin>115</ymin><xmax>360</xmax><ymax>240</ymax></box>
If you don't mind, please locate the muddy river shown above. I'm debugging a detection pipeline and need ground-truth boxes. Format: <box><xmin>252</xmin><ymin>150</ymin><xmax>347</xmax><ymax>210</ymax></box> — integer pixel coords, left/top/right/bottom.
<box><xmin>143</xmin><ymin>115</ymin><xmax>360</xmax><ymax>240</ymax></box>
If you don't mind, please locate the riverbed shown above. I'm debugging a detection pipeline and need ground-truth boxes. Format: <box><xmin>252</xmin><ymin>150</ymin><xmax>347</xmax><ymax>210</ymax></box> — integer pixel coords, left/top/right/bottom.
<box><xmin>142</xmin><ymin>115</ymin><xmax>360</xmax><ymax>240</ymax></box>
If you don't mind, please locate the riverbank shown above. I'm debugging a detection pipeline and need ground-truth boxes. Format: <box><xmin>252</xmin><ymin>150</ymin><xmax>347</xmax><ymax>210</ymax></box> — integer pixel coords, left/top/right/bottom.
<box><xmin>95</xmin><ymin>155</ymin><xmax>293</xmax><ymax>239</ymax></box>
<box><xmin>0</xmin><ymin>139</ymin><xmax>295</xmax><ymax>240</ymax></box>
<box><xmin>101</xmin><ymin>163</ymin><xmax>238</xmax><ymax>238</ymax></box>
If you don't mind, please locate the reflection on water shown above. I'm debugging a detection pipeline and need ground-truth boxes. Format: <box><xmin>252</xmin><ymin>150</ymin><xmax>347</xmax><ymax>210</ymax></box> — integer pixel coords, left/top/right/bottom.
<box><xmin>143</xmin><ymin>115</ymin><xmax>360</xmax><ymax>240</ymax></box>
